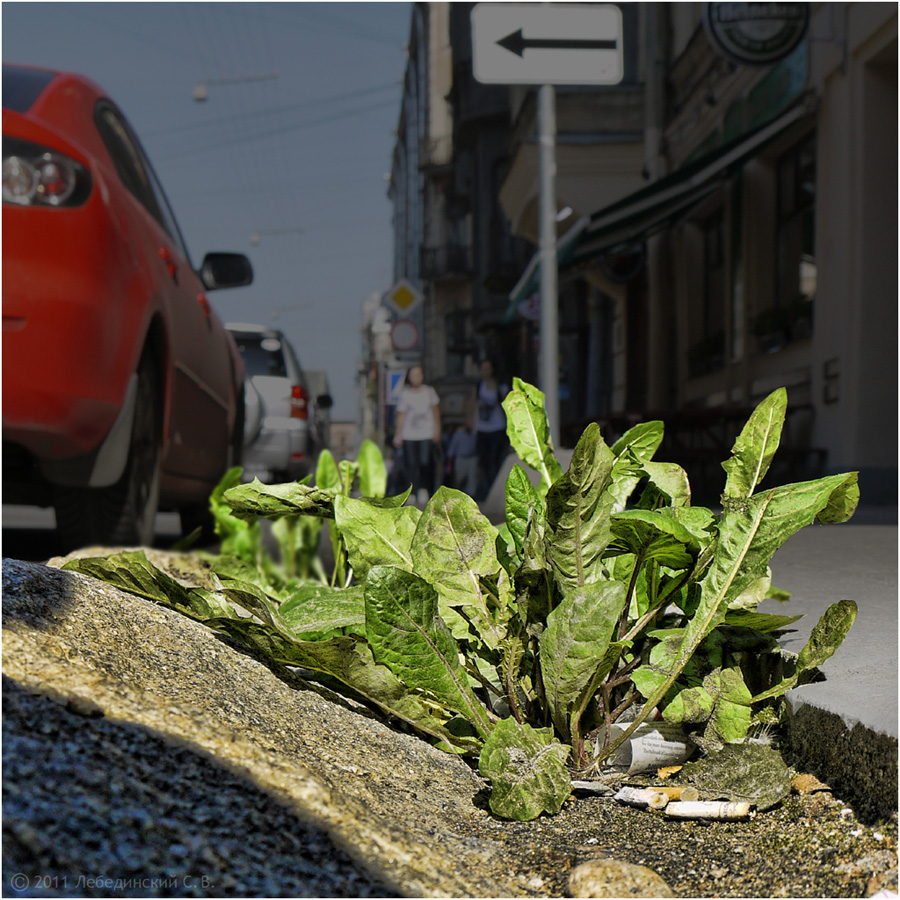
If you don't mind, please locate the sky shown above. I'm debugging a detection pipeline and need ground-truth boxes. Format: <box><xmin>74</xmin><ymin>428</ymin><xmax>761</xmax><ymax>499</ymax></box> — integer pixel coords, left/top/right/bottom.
<box><xmin>3</xmin><ymin>1</ymin><xmax>412</xmax><ymax>421</ymax></box>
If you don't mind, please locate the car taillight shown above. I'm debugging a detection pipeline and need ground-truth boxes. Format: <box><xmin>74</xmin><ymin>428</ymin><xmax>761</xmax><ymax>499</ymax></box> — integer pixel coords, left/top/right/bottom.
<box><xmin>2</xmin><ymin>137</ymin><xmax>92</xmax><ymax>207</ymax></box>
<box><xmin>290</xmin><ymin>385</ymin><xmax>309</xmax><ymax>419</ymax></box>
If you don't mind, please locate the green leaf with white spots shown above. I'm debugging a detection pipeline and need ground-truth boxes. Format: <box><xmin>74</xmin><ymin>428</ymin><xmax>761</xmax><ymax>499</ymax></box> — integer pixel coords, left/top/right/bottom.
<box><xmin>411</xmin><ymin>487</ymin><xmax>507</xmax><ymax>649</ymax></box>
<box><xmin>722</xmin><ymin>388</ymin><xmax>786</xmax><ymax>500</ymax></box>
<box><xmin>545</xmin><ymin>423</ymin><xmax>616</xmax><ymax>590</ymax></box>
<box><xmin>333</xmin><ymin>495</ymin><xmax>419</xmax><ymax>579</ymax></box>
<box><xmin>502</xmin><ymin>378</ymin><xmax>564</xmax><ymax>495</ymax></box>
<box><xmin>478</xmin><ymin>718</ymin><xmax>571</xmax><ymax>820</ymax></box>
<box><xmin>364</xmin><ymin>566</ymin><xmax>493</xmax><ymax>739</ymax></box>
<box><xmin>753</xmin><ymin>599</ymin><xmax>858</xmax><ymax>702</ymax></box>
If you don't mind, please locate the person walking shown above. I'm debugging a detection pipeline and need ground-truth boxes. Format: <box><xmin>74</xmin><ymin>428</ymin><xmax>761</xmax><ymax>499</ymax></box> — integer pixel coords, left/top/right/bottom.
<box><xmin>392</xmin><ymin>364</ymin><xmax>441</xmax><ymax>507</ymax></box>
<box><xmin>446</xmin><ymin>423</ymin><xmax>479</xmax><ymax>497</ymax></box>
<box><xmin>467</xmin><ymin>359</ymin><xmax>510</xmax><ymax>500</ymax></box>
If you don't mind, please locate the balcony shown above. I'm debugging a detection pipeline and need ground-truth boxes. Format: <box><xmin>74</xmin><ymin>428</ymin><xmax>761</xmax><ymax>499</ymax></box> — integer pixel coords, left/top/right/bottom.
<box><xmin>418</xmin><ymin>136</ymin><xmax>453</xmax><ymax>172</ymax></box>
<box><xmin>420</xmin><ymin>243</ymin><xmax>473</xmax><ymax>281</ymax></box>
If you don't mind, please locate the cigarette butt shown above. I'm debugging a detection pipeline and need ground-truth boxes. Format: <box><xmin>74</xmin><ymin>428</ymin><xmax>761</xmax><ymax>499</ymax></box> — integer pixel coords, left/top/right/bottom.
<box><xmin>614</xmin><ymin>787</ymin><xmax>669</xmax><ymax>810</ymax></box>
<box><xmin>665</xmin><ymin>800</ymin><xmax>751</xmax><ymax>820</ymax></box>
<box><xmin>791</xmin><ymin>773</ymin><xmax>831</xmax><ymax>795</ymax></box>
<box><xmin>655</xmin><ymin>785</ymin><xmax>700</xmax><ymax>802</ymax></box>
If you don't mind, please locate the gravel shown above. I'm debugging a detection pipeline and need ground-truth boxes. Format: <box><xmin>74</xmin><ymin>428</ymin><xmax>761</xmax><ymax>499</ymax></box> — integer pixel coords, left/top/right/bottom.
<box><xmin>3</xmin><ymin>679</ymin><xmax>398</xmax><ymax>899</ymax></box>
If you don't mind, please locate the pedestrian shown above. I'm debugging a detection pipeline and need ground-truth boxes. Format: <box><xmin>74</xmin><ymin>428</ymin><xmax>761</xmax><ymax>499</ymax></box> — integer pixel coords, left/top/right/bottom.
<box><xmin>392</xmin><ymin>364</ymin><xmax>441</xmax><ymax>507</ymax></box>
<box><xmin>446</xmin><ymin>423</ymin><xmax>479</xmax><ymax>497</ymax></box>
<box><xmin>467</xmin><ymin>359</ymin><xmax>510</xmax><ymax>500</ymax></box>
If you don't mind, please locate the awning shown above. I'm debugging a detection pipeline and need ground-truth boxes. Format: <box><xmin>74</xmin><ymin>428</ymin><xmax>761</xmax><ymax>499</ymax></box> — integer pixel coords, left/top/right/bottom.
<box><xmin>504</xmin><ymin>217</ymin><xmax>589</xmax><ymax>322</ymax></box>
<box><xmin>504</xmin><ymin>95</ymin><xmax>815</xmax><ymax>321</ymax></box>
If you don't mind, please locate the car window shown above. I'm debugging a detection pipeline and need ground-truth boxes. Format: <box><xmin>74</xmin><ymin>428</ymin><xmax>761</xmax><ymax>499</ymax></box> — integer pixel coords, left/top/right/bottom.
<box><xmin>2</xmin><ymin>65</ymin><xmax>56</xmax><ymax>113</ymax></box>
<box><xmin>142</xmin><ymin>151</ymin><xmax>192</xmax><ymax>264</ymax></box>
<box><xmin>93</xmin><ymin>102</ymin><xmax>190</xmax><ymax>260</ymax></box>
<box><xmin>233</xmin><ymin>336</ymin><xmax>288</xmax><ymax>378</ymax></box>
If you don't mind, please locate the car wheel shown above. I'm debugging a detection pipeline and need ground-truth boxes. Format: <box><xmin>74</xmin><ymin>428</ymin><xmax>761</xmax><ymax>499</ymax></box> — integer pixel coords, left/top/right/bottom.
<box><xmin>54</xmin><ymin>353</ymin><xmax>161</xmax><ymax>550</ymax></box>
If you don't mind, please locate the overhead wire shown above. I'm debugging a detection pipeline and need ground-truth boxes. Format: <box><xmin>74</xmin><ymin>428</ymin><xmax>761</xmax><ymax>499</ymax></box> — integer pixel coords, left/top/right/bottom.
<box><xmin>258</xmin><ymin>3</ymin><xmax>296</xmax><ymax>232</ymax></box>
<box><xmin>220</xmin><ymin>2</ymin><xmax>404</xmax><ymax>48</ymax></box>
<box><xmin>142</xmin><ymin>81</ymin><xmax>400</xmax><ymax>138</ymax></box>
<box><xmin>155</xmin><ymin>97</ymin><xmax>400</xmax><ymax>162</ymax></box>
<box><xmin>187</xmin><ymin>3</ymin><xmax>280</xmax><ymax>239</ymax></box>
<box><xmin>176</xmin><ymin>4</ymin><xmax>253</xmax><ymax>227</ymax></box>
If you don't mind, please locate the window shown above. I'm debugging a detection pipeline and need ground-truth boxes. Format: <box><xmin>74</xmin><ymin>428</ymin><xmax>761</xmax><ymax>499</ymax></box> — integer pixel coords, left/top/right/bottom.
<box><xmin>688</xmin><ymin>209</ymin><xmax>727</xmax><ymax>377</ymax></box>
<box><xmin>94</xmin><ymin>104</ymin><xmax>156</xmax><ymax>214</ymax></box>
<box><xmin>93</xmin><ymin>102</ymin><xmax>190</xmax><ymax>261</ymax></box>
<box><xmin>754</xmin><ymin>134</ymin><xmax>816</xmax><ymax>352</ymax></box>
<box><xmin>232</xmin><ymin>336</ymin><xmax>287</xmax><ymax>378</ymax></box>
<box><xmin>2</xmin><ymin>64</ymin><xmax>56</xmax><ymax>113</ymax></box>
<box><xmin>775</xmin><ymin>134</ymin><xmax>816</xmax><ymax>339</ymax></box>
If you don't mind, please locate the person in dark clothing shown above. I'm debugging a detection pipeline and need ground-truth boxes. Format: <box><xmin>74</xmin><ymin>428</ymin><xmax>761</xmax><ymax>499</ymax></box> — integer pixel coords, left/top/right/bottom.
<box><xmin>466</xmin><ymin>359</ymin><xmax>509</xmax><ymax>500</ymax></box>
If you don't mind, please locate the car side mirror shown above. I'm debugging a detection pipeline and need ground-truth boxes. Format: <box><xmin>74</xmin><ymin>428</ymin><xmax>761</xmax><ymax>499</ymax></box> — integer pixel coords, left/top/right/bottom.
<box><xmin>316</xmin><ymin>394</ymin><xmax>334</xmax><ymax>410</ymax></box>
<box><xmin>200</xmin><ymin>252</ymin><xmax>254</xmax><ymax>290</ymax></box>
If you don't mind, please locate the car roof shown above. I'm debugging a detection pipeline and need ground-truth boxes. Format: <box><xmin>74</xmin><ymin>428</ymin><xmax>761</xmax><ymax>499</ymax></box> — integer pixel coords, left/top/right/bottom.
<box><xmin>3</xmin><ymin>63</ymin><xmax>106</xmax><ymax>111</ymax></box>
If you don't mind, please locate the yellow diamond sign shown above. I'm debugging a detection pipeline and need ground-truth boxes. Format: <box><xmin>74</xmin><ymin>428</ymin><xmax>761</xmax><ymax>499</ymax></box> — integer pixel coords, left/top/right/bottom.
<box><xmin>384</xmin><ymin>278</ymin><xmax>423</xmax><ymax>315</ymax></box>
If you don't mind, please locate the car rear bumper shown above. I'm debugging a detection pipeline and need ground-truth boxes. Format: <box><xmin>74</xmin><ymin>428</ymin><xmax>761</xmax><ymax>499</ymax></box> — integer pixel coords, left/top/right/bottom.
<box><xmin>242</xmin><ymin>416</ymin><xmax>311</xmax><ymax>480</ymax></box>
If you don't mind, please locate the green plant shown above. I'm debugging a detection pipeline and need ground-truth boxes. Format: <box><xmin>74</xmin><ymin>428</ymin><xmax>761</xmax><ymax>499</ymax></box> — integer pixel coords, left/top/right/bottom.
<box><xmin>64</xmin><ymin>382</ymin><xmax>858</xmax><ymax>822</ymax></box>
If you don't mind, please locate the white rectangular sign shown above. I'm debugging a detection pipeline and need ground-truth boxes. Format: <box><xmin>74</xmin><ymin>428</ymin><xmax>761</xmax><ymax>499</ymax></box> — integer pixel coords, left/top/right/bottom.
<box><xmin>471</xmin><ymin>3</ymin><xmax>624</xmax><ymax>85</ymax></box>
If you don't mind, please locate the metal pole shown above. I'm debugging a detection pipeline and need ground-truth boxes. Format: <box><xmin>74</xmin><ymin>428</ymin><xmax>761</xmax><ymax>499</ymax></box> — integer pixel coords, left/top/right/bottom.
<box><xmin>537</xmin><ymin>83</ymin><xmax>560</xmax><ymax>447</ymax></box>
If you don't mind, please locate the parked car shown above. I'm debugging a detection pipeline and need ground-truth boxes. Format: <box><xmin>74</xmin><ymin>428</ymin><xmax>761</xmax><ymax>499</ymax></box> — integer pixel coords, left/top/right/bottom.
<box><xmin>2</xmin><ymin>63</ymin><xmax>254</xmax><ymax>549</ymax></box>
<box><xmin>225</xmin><ymin>323</ymin><xmax>332</xmax><ymax>481</ymax></box>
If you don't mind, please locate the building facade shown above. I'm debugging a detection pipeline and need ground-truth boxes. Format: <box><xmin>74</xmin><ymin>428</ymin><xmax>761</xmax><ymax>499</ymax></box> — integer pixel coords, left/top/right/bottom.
<box><xmin>385</xmin><ymin>2</ymin><xmax>533</xmax><ymax>432</ymax></box>
<box><xmin>501</xmin><ymin>2</ymin><xmax>897</xmax><ymax>503</ymax></box>
<box><xmin>385</xmin><ymin>3</ymin><xmax>896</xmax><ymax>504</ymax></box>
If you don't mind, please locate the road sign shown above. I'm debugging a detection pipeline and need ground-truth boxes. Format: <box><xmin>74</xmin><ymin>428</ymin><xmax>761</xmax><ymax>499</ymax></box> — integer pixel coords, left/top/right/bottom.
<box><xmin>391</xmin><ymin>318</ymin><xmax>420</xmax><ymax>352</ymax></box>
<box><xmin>386</xmin><ymin>369</ymin><xmax>406</xmax><ymax>406</ymax></box>
<box><xmin>383</xmin><ymin>278</ymin><xmax>423</xmax><ymax>316</ymax></box>
<box><xmin>471</xmin><ymin>4</ymin><xmax>623</xmax><ymax>85</ymax></box>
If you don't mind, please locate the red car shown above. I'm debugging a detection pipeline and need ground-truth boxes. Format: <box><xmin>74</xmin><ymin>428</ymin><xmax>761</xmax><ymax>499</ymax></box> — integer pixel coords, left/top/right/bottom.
<box><xmin>3</xmin><ymin>63</ymin><xmax>254</xmax><ymax>550</ymax></box>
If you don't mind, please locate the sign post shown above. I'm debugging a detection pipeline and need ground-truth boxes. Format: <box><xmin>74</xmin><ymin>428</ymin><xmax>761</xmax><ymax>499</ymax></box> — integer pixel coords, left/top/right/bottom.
<box><xmin>471</xmin><ymin>3</ymin><xmax>623</xmax><ymax>447</ymax></box>
<box><xmin>537</xmin><ymin>83</ymin><xmax>559</xmax><ymax>445</ymax></box>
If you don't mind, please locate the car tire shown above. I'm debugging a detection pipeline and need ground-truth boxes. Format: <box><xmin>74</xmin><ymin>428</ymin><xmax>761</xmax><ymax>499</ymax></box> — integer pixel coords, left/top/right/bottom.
<box><xmin>54</xmin><ymin>353</ymin><xmax>161</xmax><ymax>550</ymax></box>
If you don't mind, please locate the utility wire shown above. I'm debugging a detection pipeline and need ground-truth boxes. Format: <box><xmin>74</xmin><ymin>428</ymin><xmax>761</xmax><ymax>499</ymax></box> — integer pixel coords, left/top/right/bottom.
<box><xmin>156</xmin><ymin>97</ymin><xmax>399</xmax><ymax>162</ymax></box>
<box><xmin>143</xmin><ymin>81</ymin><xmax>400</xmax><ymax>138</ymax></box>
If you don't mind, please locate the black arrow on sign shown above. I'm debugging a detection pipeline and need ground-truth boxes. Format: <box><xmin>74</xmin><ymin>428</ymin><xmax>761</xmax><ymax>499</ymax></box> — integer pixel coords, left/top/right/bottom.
<box><xmin>497</xmin><ymin>29</ymin><xmax>618</xmax><ymax>57</ymax></box>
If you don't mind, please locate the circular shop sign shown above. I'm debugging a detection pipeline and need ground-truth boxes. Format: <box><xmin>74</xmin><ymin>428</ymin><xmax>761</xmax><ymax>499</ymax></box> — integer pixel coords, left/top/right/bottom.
<box><xmin>390</xmin><ymin>318</ymin><xmax>420</xmax><ymax>352</ymax></box>
<box><xmin>702</xmin><ymin>2</ymin><xmax>809</xmax><ymax>67</ymax></box>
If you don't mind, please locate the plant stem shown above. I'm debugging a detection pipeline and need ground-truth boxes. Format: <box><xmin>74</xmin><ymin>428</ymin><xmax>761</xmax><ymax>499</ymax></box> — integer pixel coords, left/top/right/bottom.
<box><xmin>619</xmin><ymin>552</ymin><xmax>644</xmax><ymax>639</ymax></box>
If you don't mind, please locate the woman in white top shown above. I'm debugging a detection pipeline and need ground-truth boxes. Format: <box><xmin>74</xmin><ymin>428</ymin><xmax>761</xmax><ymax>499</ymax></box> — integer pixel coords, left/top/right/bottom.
<box><xmin>392</xmin><ymin>364</ymin><xmax>441</xmax><ymax>506</ymax></box>
<box><xmin>466</xmin><ymin>359</ymin><xmax>510</xmax><ymax>501</ymax></box>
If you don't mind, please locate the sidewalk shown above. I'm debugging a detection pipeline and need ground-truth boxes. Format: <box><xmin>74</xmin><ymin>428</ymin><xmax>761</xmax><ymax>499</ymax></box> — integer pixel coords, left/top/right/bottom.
<box><xmin>761</xmin><ymin>505</ymin><xmax>898</xmax><ymax>820</ymax></box>
<box><xmin>480</xmin><ymin>457</ymin><xmax>898</xmax><ymax>820</ymax></box>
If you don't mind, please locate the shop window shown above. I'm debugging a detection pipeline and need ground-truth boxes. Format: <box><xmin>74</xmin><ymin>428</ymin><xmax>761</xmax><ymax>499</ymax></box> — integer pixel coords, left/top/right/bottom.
<box><xmin>688</xmin><ymin>209</ymin><xmax>727</xmax><ymax>377</ymax></box>
<box><xmin>755</xmin><ymin>134</ymin><xmax>816</xmax><ymax>352</ymax></box>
